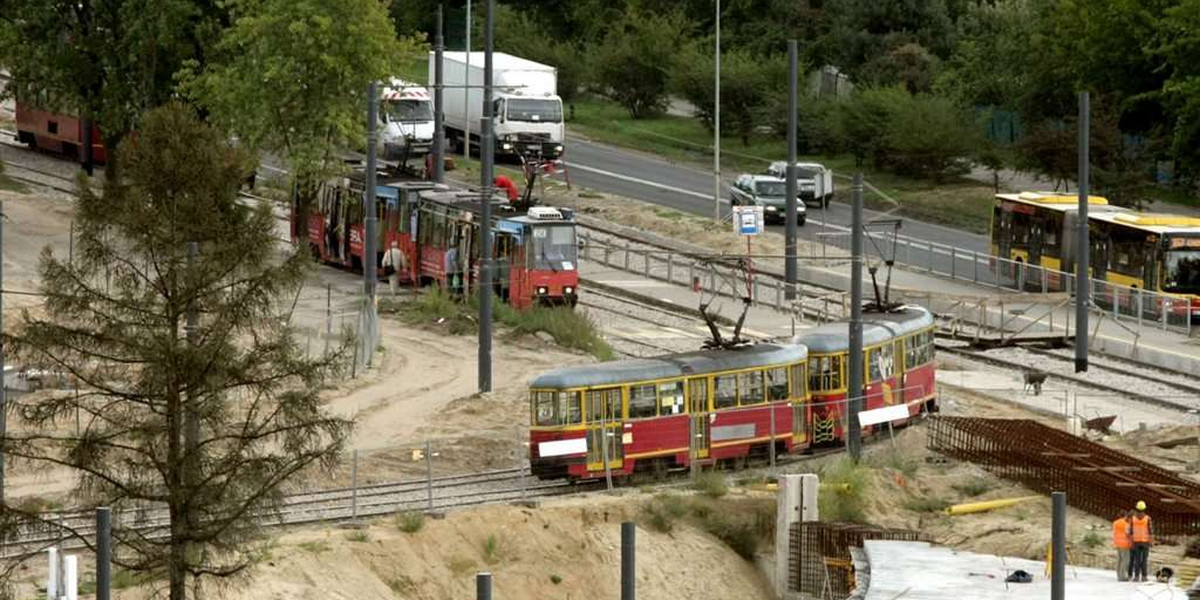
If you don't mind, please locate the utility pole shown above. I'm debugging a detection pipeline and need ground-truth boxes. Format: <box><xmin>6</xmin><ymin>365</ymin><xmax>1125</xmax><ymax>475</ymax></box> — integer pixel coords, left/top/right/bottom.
<box><xmin>712</xmin><ymin>0</ymin><xmax>721</xmax><ymax>222</ymax></box>
<box><xmin>784</xmin><ymin>39</ymin><xmax>799</xmax><ymax>301</ymax></box>
<box><xmin>847</xmin><ymin>173</ymin><xmax>864</xmax><ymax>462</ymax></box>
<box><xmin>477</xmin><ymin>0</ymin><xmax>495</xmax><ymax>393</ymax></box>
<box><xmin>95</xmin><ymin>507</ymin><xmax>111</xmax><ymax>600</ymax></box>
<box><xmin>1051</xmin><ymin>492</ymin><xmax>1066</xmax><ymax>600</ymax></box>
<box><xmin>1075</xmin><ymin>91</ymin><xmax>1089</xmax><ymax>373</ymax></box>
<box><xmin>433</xmin><ymin>4</ymin><xmax>446</xmax><ymax>183</ymax></box>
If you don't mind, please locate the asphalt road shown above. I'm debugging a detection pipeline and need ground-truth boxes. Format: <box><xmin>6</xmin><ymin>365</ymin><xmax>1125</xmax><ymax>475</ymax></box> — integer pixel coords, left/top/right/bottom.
<box><xmin>563</xmin><ymin>134</ymin><xmax>992</xmax><ymax>265</ymax></box>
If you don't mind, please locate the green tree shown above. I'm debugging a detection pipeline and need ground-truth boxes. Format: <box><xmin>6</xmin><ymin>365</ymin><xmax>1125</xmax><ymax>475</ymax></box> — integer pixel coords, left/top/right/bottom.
<box><xmin>491</xmin><ymin>4</ymin><xmax>589</xmax><ymax>105</ymax></box>
<box><xmin>1160</xmin><ymin>0</ymin><xmax>1200</xmax><ymax>182</ymax></box>
<box><xmin>0</xmin><ymin>0</ymin><xmax>230</xmax><ymax>177</ymax></box>
<box><xmin>592</xmin><ymin>10</ymin><xmax>691</xmax><ymax>118</ymax></box>
<box><xmin>186</xmin><ymin>0</ymin><xmax>419</xmax><ymax>237</ymax></box>
<box><xmin>3</xmin><ymin>104</ymin><xmax>351</xmax><ymax>600</ymax></box>
<box><xmin>881</xmin><ymin>92</ymin><xmax>979</xmax><ymax>181</ymax></box>
<box><xmin>673</xmin><ymin>46</ymin><xmax>788</xmax><ymax>146</ymax></box>
<box><xmin>819</xmin><ymin>0</ymin><xmax>956</xmax><ymax>84</ymax></box>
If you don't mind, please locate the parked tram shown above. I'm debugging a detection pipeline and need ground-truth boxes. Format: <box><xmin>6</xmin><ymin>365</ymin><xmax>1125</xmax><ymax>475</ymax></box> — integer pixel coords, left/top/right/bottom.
<box><xmin>989</xmin><ymin>191</ymin><xmax>1200</xmax><ymax>319</ymax></box>
<box><xmin>295</xmin><ymin>174</ymin><xmax>580</xmax><ymax>308</ymax></box>
<box><xmin>15</xmin><ymin>102</ymin><xmax>108</xmax><ymax>163</ymax></box>
<box><xmin>528</xmin><ymin>306</ymin><xmax>937</xmax><ymax>481</ymax></box>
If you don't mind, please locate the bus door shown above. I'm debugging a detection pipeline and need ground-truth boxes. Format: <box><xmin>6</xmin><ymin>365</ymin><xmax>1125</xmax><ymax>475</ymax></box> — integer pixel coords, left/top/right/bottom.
<box><xmin>585</xmin><ymin>388</ymin><xmax>623</xmax><ymax>473</ymax></box>
<box><xmin>687</xmin><ymin>378</ymin><xmax>711</xmax><ymax>460</ymax></box>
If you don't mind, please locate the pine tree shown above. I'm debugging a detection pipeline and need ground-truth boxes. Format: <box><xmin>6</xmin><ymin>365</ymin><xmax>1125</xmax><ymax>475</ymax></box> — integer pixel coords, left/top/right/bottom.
<box><xmin>3</xmin><ymin>104</ymin><xmax>351</xmax><ymax>600</ymax></box>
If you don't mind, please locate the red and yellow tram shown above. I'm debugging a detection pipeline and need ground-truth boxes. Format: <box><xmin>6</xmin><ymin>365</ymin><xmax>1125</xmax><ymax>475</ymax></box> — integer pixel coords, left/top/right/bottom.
<box><xmin>529</xmin><ymin>343</ymin><xmax>809</xmax><ymax>480</ymax></box>
<box><xmin>295</xmin><ymin>176</ymin><xmax>580</xmax><ymax>308</ymax></box>
<box><xmin>528</xmin><ymin>306</ymin><xmax>937</xmax><ymax>480</ymax></box>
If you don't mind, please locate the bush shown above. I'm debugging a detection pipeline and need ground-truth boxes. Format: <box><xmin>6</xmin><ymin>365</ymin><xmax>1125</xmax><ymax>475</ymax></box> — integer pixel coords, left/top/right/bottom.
<box><xmin>819</xmin><ymin>457</ymin><xmax>870</xmax><ymax>523</ymax></box>
<box><xmin>951</xmin><ymin>477</ymin><xmax>994</xmax><ymax>498</ymax></box>
<box><xmin>395</xmin><ymin>510</ymin><xmax>425</xmax><ymax>533</ymax></box>
<box><xmin>344</xmin><ymin>529</ymin><xmax>371</xmax><ymax>543</ymax></box>
<box><xmin>692</xmin><ymin>471</ymin><xmax>729</xmax><ymax>498</ymax></box>
<box><xmin>1081</xmin><ymin>529</ymin><xmax>1104</xmax><ymax>549</ymax></box>
<box><xmin>642</xmin><ymin>494</ymin><xmax>688</xmax><ymax>533</ymax></box>
<box><xmin>701</xmin><ymin>514</ymin><xmax>761</xmax><ymax>560</ymax></box>
<box><xmin>901</xmin><ymin>496</ymin><xmax>951</xmax><ymax>513</ymax></box>
<box><xmin>494</xmin><ymin>302</ymin><xmax>615</xmax><ymax>361</ymax></box>
<box><xmin>483</xmin><ymin>533</ymin><xmax>502</xmax><ymax>564</ymax></box>
<box><xmin>672</xmin><ymin>46</ymin><xmax>788</xmax><ymax>146</ymax></box>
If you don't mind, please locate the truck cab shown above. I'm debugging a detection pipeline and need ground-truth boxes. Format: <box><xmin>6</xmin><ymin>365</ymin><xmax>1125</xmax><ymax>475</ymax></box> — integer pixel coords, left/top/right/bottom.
<box><xmin>378</xmin><ymin>79</ymin><xmax>435</xmax><ymax>164</ymax></box>
<box><xmin>493</xmin><ymin>95</ymin><xmax>564</xmax><ymax>159</ymax></box>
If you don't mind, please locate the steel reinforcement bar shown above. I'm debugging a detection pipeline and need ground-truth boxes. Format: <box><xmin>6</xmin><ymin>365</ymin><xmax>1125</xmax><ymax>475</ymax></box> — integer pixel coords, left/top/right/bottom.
<box><xmin>928</xmin><ymin>416</ymin><xmax>1200</xmax><ymax>536</ymax></box>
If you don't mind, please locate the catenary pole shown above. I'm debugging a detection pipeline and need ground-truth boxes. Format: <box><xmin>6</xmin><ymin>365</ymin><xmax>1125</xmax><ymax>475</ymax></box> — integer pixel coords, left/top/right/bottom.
<box><xmin>477</xmin><ymin>0</ymin><xmax>494</xmax><ymax>393</ymax></box>
<box><xmin>95</xmin><ymin>507</ymin><xmax>111</xmax><ymax>600</ymax></box>
<box><xmin>0</xmin><ymin>195</ymin><xmax>5</xmax><ymax>504</ymax></box>
<box><xmin>366</xmin><ymin>81</ymin><xmax>379</xmax><ymax>301</ymax></box>
<box><xmin>847</xmin><ymin>173</ymin><xmax>864</xmax><ymax>462</ymax></box>
<box><xmin>785</xmin><ymin>39</ymin><xmax>798</xmax><ymax>301</ymax></box>
<box><xmin>1075</xmin><ymin>92</ymin><xmax>1089</xmax><ymax>373</ymax></box>
<box><xmin>433</xmin><ymin>3</ymin><xmax>446</xmax><ymax>183</ymax></box>
<box><xmin>712</xmin><ymin>0</ymin><xmax>721</xmax><ymax>222</ymax></box>
<box><xmin>1051</xmin><ymin>492</ymin><xmax>1066</xmax><ymax>600</ymax></box>
<box><xmin>621</xmin><ymin>522</ymin><xmax>636</xmax><ymax>600</ymax></box>
<box><xmin>464</xmin><ymin>0</ymin><xmax>471</xmax><ymax>154</ymax></box>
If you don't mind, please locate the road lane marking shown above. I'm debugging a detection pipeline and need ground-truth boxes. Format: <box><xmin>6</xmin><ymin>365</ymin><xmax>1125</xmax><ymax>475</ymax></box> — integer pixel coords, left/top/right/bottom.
<box><xmin>571</xmin><ymin>163</ymin><xmax>729</xmax><ymax>205</ymax></box>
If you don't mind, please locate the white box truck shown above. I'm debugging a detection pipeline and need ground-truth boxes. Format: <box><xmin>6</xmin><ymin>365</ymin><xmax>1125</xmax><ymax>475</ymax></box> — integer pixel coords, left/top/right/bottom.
<box><xmin>432</xmin><ymin>51</ymin><xmax>564</xmax><ymax>159</ymax></box>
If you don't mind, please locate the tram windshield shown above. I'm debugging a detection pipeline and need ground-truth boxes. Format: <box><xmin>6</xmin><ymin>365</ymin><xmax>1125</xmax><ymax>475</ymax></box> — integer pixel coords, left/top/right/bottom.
<box><xmin>1164</xmin><ymin>249</ymin><xmax>1200</xmax><ymax>294</ymax></box>
<box><xmin>531</xmin><ymin>224</ymin><xmax>577</xmax><ymax>271</ymax></box>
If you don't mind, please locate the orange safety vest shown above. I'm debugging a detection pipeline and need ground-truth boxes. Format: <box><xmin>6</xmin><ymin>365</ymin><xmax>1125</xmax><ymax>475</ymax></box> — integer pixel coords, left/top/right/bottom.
<box><xmin>1131</xmin><ymin>514</ymin><xmax>1152</xmax><ymax>543</ymax></box>
<box><xmin>1112</xmin><ymin>518</ymin><xmax>1131</xmax><ymax>549</ymax></box>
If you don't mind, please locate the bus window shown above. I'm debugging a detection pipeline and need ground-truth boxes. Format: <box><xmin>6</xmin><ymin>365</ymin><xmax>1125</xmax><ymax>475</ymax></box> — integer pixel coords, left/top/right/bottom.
<box><xmin>628</xmin><ymin>384</ymin><xmax>658</xmax><ymax>419</ymax></box>
<box><xmin>1165</xmin><ymin>249</ymin><xmax>1200</xmax><ymax>293</ymax></box>
<box><xmin>739</xmin><ymin>371</ymin><xmax>765</xmax><ymax>405</ymax></box>
<box><xmin>714</xmin><ymin>375</ymin><xmax>737</xmax><ymax>409</ymax></box>
<box><xmin>658</xmin><ymin>381</ymin><xmax>684</xmax><ymax>415</ymax></box>
<box><xmin>767</xmin><ymin>367</ymin><xmax>788</xmax><ymax>400</ymax></box>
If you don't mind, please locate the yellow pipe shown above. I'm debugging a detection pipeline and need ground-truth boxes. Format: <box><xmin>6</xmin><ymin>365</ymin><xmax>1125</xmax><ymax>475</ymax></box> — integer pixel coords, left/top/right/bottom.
<box><xmin>945</xmin><ymin>496</ymin><xmax>1041</xmax><ymax>516</ymax></box>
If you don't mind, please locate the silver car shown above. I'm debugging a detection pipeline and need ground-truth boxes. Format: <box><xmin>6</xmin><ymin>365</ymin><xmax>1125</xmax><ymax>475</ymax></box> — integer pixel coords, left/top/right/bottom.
<box><xmin>729</xmin><ymin>174</ymin><xmax>806</xmax><ymax>225</ymax></box>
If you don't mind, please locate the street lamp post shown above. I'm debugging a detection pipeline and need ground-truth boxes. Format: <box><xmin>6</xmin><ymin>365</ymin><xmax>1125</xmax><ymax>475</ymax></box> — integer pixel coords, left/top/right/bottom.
<box><xmin>712</xmin><ymin>0</ymin><xmax>721</xmax><ymax>223</ymax></box>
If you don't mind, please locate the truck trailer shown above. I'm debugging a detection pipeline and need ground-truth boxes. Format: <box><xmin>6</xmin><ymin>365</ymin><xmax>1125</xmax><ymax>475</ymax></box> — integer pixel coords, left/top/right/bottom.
<box><xmin>432</xmin><ymin>51</ymin><xmax>564</xmax><ymax>159</ymax></box>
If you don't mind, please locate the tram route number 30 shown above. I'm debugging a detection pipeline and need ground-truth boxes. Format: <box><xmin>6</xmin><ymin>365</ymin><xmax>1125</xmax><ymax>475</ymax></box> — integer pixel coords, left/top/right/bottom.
<box><xmin>733</xmin><ymin>206</ymin><xmax>764</xmax><ymax>236</ymax></box>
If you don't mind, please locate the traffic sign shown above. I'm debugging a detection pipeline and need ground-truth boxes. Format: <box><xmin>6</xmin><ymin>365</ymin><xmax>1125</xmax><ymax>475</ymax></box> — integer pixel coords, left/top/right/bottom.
<box><xmin>732</xmin><ymin>205</ymin><xmax>764</xmax><ymax>236</ymax></box>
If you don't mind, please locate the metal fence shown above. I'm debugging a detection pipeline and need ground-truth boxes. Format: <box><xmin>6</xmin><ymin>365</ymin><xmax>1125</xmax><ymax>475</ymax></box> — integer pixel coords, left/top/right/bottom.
<box><xmin>788</xmin><ymin>521</ymin><xmax>925</xmax><ymax>599</ymax></box>
<box><xmin>815</xmin><ymin>229</ymin><xmax>1195</xmax><ymax>336</ymax></box>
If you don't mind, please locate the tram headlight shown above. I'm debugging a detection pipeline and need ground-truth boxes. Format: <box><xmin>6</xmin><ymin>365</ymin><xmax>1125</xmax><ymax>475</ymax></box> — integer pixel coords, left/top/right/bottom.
<box><xmin>537</xmin><ymin>286</ymin><xmax>548</xmax><ymax>295</ymax></box>
<box><xmin>501</xmin><ymin>142</ymin><xmax>513</xmax><ymax>151</ymax></box>
<box><xmin>564</xmin><ymin>286</ymin><xmax>575</xmax><ymax>295</ymax></box>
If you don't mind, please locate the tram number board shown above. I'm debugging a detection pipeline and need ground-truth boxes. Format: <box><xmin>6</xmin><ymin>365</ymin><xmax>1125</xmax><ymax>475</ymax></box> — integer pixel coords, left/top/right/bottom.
<box><xmin>1169</xmin><ymin>237</ymin><xmax>1200</xmax><ymax>249</ymax></box>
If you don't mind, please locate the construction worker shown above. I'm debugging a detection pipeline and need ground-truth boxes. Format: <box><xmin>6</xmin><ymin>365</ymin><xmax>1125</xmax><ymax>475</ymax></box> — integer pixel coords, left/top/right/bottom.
<box><xmin>1113</xmin><ymin>510</ymin><xmax>1132</xmax><ymax>581</ymax></box>
<box><xmin>381</xmin><ymin>241</ymin><xmax>406</xmax><ymax>296</ymax></box>
<box><xmin>1130</xmin><ymin>501</ymin><xmax>1154</xmax><ymax>582</ymax></box>
<box><xmin>494</xmin><ymin>174</ymin><xmax>520</xmax><ymax>202</ymax></box>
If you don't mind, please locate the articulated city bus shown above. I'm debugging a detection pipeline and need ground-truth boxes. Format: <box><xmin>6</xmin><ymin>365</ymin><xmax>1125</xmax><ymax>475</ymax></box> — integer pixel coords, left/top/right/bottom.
<box><xmin>989</xmin><ymin>192</ymin><xmax>1200</xmax><ymax>320</ymax></box>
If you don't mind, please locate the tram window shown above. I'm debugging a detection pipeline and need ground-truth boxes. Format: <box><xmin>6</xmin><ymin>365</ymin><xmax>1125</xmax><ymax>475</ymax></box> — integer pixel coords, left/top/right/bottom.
<box><xmin>739</xmin><ymin>371</ymin><xmax>765</xmax><ymax>405</ymax></box>
<box><xmin>714</xmin><ymin>375</ymin><xmax>737</xmax><ymax>409</ymax></box>
<box><xmin>533</xmin><ymin>392</ymin><xmax>555</xmax><ymax>426</ymax></box>
<box><xmin>790</xmin><ymin>363</ymin><xmax>806</xmax><ymax>398</ymax></box>
<box><xmin>587</xmin><ymin>388</ymin><xmax>621</xmax><ymax>423</ymax></box>
<box><xmin>767</xmin><ymin>367</ymin><xmax>789</xmax><ymax>401</ymax></box>
<box><xmin>532</xmin><ymin>391</ymin><xmax>579</xmax><ymax>427</ymax></box>
<box><xmin>904</xmin><ymin>335</ymin><xmax>918</xmax><ymax>369</ymax></box>
<box><xmin>866</xmin><ymin>349</ymin><xmax>880</xmax><ymax>383</ymax></box>
<box><xmin>828</xmin><ymin>355</ymin><xmax>843</xmax><ymax>389</ymax></box>
<box><xmin>808</xmin><ymin>357</ymin><xmax>823</xmax><ymax>391</ymax></box>
<box><xmin>629</xmin><ymin>384</ymin><xmax>658</xmax><ymax>419</ymax></box>
<box><xmin>688</xmin><ymin>378</ymin><xmax>708</xmax><ymax>412</ymax></box>
<box><xmin>659</xmin><ymin>381</ymin><xmax>685</xmax><ymax>415</ymax></box>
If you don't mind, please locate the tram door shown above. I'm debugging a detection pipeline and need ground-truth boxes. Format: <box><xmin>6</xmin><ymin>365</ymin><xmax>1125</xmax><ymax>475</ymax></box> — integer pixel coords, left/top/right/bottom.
<box><xmin>585</xmin><ymin>388</ymin><xmax>623</xmax><ymax>473</ymax></box>
<box><xmin>687</xmin><ymin>378</ymin><xmax>711</xmax><ymax>460</ymax></box>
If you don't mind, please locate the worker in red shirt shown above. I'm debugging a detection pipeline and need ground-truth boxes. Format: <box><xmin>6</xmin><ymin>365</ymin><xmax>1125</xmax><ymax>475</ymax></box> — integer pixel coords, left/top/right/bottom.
<box><xmin>494</xmin><ymin>174</ymin><xmax>520</xmax><ymax>202</ymax></box>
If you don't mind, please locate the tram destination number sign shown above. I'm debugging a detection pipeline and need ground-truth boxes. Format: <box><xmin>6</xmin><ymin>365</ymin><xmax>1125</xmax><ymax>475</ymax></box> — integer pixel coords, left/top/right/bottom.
<box><xmin>732</xmin><ymin>205</ymin><xmax>764</xmax><ymax>236</ymax></box>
